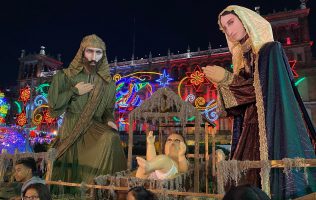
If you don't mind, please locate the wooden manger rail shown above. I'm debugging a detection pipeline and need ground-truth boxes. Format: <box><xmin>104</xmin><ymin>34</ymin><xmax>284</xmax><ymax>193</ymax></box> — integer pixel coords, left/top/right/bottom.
<box><xmin>216</xmin><ymin>158</ymin><xmax>316</xmax><ymax>196</ymax></box>
<box><xmin>46</xmin><ymin>180</ymin><xmax>225</xmax><ymax>199</ymax></box>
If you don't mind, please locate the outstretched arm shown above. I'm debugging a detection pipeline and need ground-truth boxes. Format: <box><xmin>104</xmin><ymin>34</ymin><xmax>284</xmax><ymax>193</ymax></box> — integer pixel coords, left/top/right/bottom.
<box><xmin>146</xmin><ymin>131</ymin><xmax>157</xmax><ymax>161</ymax></box>
<box><xmin>203</xmin><ymin>66</ymin><xmax>255</xmax><ymax>116</ymax></box>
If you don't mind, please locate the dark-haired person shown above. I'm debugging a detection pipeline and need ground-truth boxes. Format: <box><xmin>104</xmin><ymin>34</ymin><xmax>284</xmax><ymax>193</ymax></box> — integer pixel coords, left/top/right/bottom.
<box><xmin>15</xmin><ymin>157</ymin><xmax>45</xmax><ymax>197</ymax></box>
<box><xmin>22</xmin><ymin>183</ymin><xmax>51</xmax><ymax>200</ymax></box>
<box><xmin>0</xmin><ymin>157</ymin><xmax>45</xmax><ymax>199</ymax></box>
<box><xmin>202</xmin><ymin>5</ymin><xmax>316</xmax><ymax>199</ymax></box>
<box><xmin>223</xmin><ymin>185</ymin><xmax>270</xmax><ymax>200</ymax></box>
<box><xmin>126</xmin><ymin>186</ymin><xmax>157</xmax><ymax>200</ymax></box>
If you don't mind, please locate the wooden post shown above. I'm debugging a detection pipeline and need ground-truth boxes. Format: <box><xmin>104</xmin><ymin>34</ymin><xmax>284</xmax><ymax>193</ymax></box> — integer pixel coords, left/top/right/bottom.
<box><xmin>45</xmin><ymin>160</ymin><xmax>53</xmax><ymax>181</ymax></box>
<box><xmin>212</xmin><ymin>127</ymin><xmax>216</xmax><ymax>193</ymax></box>
<box><xmin>204</xmin><ymin>122</ymin><xmax>209</xmax><ymax>193</ymax></box>
<box><xmin>194</xmin><ymin>117</ymin><xmax>200</xmax><ymax>192</ymax></box>
<box><xmin>158</xmin><ymin>126</ymin><xmax>163</xmax><ymax>154</ymax></box>
<box><xmin>128</xmin><ymin>118</ymin><xmax>133</xmax><ymax>170</ymax></box>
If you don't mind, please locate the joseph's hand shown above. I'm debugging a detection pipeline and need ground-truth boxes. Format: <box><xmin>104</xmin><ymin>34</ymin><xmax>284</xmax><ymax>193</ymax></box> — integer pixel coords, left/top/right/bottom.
<box><xmin>108</xmin><ymin>121</ymin><xmax>118</xmax><ymax>131</ymax></box>
<box><xmin>75</xmin><ymin>82</ymin><xmax>94</xmax><ymax>95</ymax></box>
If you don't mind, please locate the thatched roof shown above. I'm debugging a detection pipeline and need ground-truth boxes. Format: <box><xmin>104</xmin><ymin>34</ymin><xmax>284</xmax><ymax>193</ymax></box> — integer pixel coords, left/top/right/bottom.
<box><xmin>128</xmin><ymin>87</ymin><xmax>202</xmax><ymax>125</ymax></box>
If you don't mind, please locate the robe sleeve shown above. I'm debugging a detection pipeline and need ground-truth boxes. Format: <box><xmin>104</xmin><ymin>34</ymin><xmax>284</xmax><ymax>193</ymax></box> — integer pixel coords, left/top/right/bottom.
<box><xmin>102</xmin><ymin>80</ymin><xmax>116</xmax><ymax>123</ymax></box>
<box><xmin>216</xmin><ymin>70</ymin><xmax>256</xmax><ymax>116</ymax></box>
<box><xmin>48</xmin><ymin>71</ymin><xmax>79</xmax><ymax>118</ymax></box>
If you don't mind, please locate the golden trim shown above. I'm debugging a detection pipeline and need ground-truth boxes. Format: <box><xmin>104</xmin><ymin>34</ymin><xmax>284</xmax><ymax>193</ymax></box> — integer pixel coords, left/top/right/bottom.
<box><xmin>217</xmin><ymin>71</ymin><xmax>238</xmax><ymax>109</ymax></box>
<box><xmin>253</xmin><ymin>55</ymin><xmax>270</xmax><ymax>195</ymax></box>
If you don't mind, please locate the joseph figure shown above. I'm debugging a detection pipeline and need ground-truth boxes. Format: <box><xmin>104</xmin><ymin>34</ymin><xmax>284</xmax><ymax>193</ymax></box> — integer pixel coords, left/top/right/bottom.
<box><xmin>48</xmin><ymin>34</ymin><xmax>127</xmax><ymax>186</ymax></box>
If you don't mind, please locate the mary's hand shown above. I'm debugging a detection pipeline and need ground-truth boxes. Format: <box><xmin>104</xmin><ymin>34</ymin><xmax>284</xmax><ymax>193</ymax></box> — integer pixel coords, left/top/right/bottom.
<box><xmin>202</xmin><ymin>65</ymin><xmax>226</xmax><ymax>84</ymax></box>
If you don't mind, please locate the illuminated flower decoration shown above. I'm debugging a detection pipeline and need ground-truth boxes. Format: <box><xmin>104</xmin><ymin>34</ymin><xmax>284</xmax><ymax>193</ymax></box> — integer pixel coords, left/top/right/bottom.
<box><xmin>17</xmin><ymin>111</ymin><xmax>27</xmax><ymax>127</ymax></box>
<box><xmin>190</xmin><ymin>71</ymin><xmax>204</xmax><ymax>86</ymax></box>
<box><xmin>19</xmin><ymin>86</ymin><xmax>31</xmax><ymax>105</ymax></box>
<box><xmin>186</xmin><ymin>65</ymin><xmax>210</xmax><ymax>91</ymax></box>
<box><xmin>43</xmin><ymin>110</ymin><xmax>56</xmax><ymax>125</ymax></box>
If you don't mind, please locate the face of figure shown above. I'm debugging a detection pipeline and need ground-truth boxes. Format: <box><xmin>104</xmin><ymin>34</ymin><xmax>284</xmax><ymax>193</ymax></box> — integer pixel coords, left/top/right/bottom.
<box><xmin>220</xmin><ymin>13</ymin><xmax>247</xmax><ymax>43</ymax></box>
<box><xmin>83</xmin><ymin>47</ymin><xmax>103</xmax><ymax>66</ymax></box>
<box><xmin>14</xmin><ymin>164</ymin><xmax>32</xmax><ymax>182</ymax></box>
<box><xmin>164</xmin><ymin>134</ymin><xmax>184</xmax><ymax>158</ymax></box>
<box><xmin>23</xmin><ymin>188</ymin><xmax>39</xmax><ymax>200</ymax></box>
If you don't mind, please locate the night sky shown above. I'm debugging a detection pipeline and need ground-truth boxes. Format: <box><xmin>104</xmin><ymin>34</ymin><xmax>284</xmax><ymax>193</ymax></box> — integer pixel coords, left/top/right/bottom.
<box><xmin>1</xmin><ymin>0</ymin><xmax>315</xmax><ymax>87</ymax></box>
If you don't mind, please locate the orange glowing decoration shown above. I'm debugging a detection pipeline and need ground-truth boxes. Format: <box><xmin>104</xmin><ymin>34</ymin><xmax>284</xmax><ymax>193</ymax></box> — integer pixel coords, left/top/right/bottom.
<box><xmin>43</xmin><ymin>110</ymin><xmax>56</xmax><ymax>125</ymax></box>
<box><xmin>186</xmin><ymin>65</ymin><xmax>210</xmax><ymax>91</ymax></box>
<box><xmin>17</xmin><ymin>111</ymin><xmax>27</xmax><ymax>127</ymax></box>
<box><xmin>19</xmin><ymin>86</ymin><xmax>31</xmax><ymax>105</ymax></box>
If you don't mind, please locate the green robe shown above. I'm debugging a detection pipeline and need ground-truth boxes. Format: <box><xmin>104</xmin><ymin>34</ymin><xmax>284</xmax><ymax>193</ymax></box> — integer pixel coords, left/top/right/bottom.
<box><xmin>48</xmin><ymin>70</ymin><xmax>127</xmax><ymax>186</ymax></box>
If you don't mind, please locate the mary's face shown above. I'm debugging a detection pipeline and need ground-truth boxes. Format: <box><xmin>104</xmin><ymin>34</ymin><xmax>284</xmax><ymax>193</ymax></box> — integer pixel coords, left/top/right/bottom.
<box><xmin>220</xmin><ymin>13</ymin><xmax>247</xmax><ymax>43</ymax></box>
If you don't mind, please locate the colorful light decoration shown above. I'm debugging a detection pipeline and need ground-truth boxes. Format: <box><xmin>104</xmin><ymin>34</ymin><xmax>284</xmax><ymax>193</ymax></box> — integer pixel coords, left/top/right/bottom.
<box><xmin>295</xmin><ymin>77</ymin><xmax>306</xmax><ymax>86</ymax></box>
<box><xmin>0</xmin><ymin>126</ymin><xmax>31</xmax><ymax>153</ymax></box>
<box><xmin>16</xmin><ymin>110</ymin><xmax>27</xmax><ymax>127</ymax></box>
<box><xmin>202</xmin><ymin>100</ymin><xmax>218</xmax><ymax>122</ymax></box>
<box><xmin>14</xmin><ymin>101</ymin><xmax>22</xmax><ymax>114</ymax></box>
<box><xmin>289</xmin><ymin>60</ymin><xmax>298</xmax><ymax>78</ymax></box>
<box><xmin>173</xmin><ymin>116</ymin><xmax>196</xmax><ymax>122</ymax></box>
<box><xmin>43</xmin><ymin>110</ymin><xmax>56</xmax><ymax>125</ymax></box>
<box><xmin>156</xmin><ymin>69</ymin><xmax>173</xmax><ymax>87</ymax></box>
<box><xmin>177</xmin><ymin>65</ymin><xmax>218</xmax><ymax>122</ymax></box>
<box><xmin>35</xmin><ymin>83</ymin><xmax>50</xmax><ymax>97</ymax></box>
<box><xmin>185</xmin><ymin>65</ymin><xmax>210</xmax><ymax>91</ymax></box>
<box><xmin>114</xmin><ymin>71</ymin><xmax>162</xmax><ymax>130</ymax></box>
<box><xmin>19</xmin><ymin>86</ymin><xmax>31</xmax><ymax>105</ymax></box>
<box><xmin>0</xmin><ymin>92</ymin><xmax>10</xmax><ymax>125</ymax></box>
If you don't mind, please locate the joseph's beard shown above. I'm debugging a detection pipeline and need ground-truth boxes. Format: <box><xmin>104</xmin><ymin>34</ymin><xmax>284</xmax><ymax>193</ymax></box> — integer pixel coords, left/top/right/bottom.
<box><xmin>83</xmin><ymin>60</ymin><xmax>99</xmax><ymax>74</ymax></box>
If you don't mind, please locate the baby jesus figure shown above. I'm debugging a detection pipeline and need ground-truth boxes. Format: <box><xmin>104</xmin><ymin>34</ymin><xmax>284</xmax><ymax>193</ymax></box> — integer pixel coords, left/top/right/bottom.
<box><xmin>136</xmin><ymin>131</ymin><xmax>189</xmax><ymax>180</ymax></box>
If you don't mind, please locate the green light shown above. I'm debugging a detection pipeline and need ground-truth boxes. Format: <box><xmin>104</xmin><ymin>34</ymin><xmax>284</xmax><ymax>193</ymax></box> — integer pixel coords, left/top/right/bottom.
<box><xmin>36</xmin><ymin>83</ymin><xmax>50</xmax><ymax>97</ymax></box>
<box><xmin>173</xmin><ymin>116</ymin><xmax>196</xmax><ymax>122</ymax></box>
<box><xmin>116</xmin><ymin>83</ymin><xmax>124</xmax><ymax>91</ymax></box>
<box><xmin>230</xmin><ymin>64</ymin><xmax>233</xmax><ymax>69</ymax></box>
<box><xmin>295</xmin><ymin>77</ymin><xmax>306</xmax><ymax>86</ymax></box>
<box><xmin>14</xmin><ymin>101</ymin><xmax>22</xmax><ymax>114</ymax></box>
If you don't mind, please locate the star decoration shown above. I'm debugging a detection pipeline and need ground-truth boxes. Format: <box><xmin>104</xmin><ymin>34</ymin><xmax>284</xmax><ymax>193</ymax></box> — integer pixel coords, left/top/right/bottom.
<box><xmin>186</xmin><ymin>65</ymin><xmax>211</xmax><ymax>91</ymax></box>
<box><xmin>156</xmin><ymin>69</ymin><xmax>173</xmax><ymax>87</ymax></box>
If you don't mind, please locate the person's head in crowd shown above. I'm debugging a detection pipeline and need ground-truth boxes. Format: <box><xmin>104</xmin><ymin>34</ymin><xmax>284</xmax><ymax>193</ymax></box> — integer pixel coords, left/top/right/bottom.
<box><xmin>126</xmin><ymin>186</ymin><xmax>157</xmax><ymax>200</ymax></box>
<box><xmin>22</xmin><ymin>183</ymin><xmax>51</xmax><ymax>200</ymax></box>
<box><xmin>14</xmin><ymin>157</ymin><xmax>37</xmax><ymax>182</ymax></box>
<box><xmin>223</xmin><ymin>184</ymin><xmax>271</xmax><ymax>200</ymax></box>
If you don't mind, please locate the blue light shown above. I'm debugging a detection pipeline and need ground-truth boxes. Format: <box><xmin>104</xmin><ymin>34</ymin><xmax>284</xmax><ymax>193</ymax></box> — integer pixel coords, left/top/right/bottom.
<box><xmin>156</xmin><ymin>69</ymin><xmax>173</xmax><ymax>87</ymax></box>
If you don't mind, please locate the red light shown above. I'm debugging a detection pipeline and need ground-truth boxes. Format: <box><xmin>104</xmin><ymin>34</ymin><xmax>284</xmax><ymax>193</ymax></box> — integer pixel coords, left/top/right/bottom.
<box><xmin>286</xmin><ymin>37</ymin><xmax>292</xmax><ymax>45</ymax></box>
